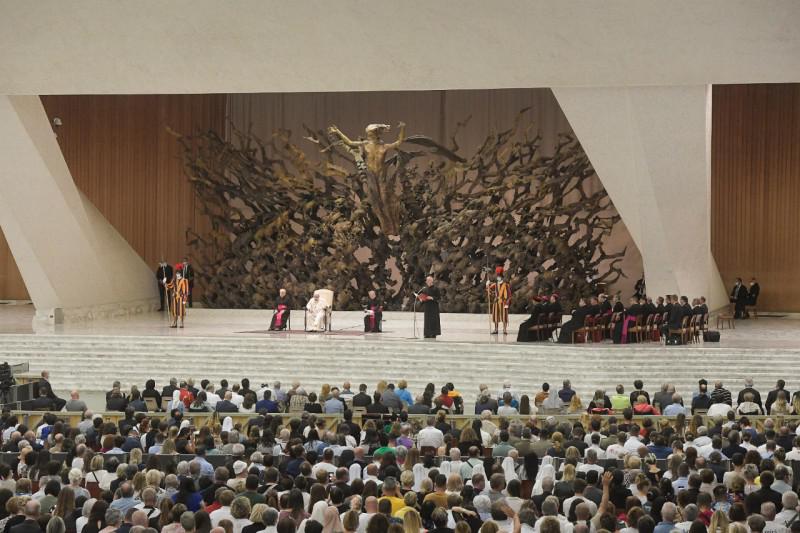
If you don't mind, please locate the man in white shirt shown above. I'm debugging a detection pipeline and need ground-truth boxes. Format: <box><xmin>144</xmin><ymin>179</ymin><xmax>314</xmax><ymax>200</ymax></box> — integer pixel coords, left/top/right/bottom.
<box><xmin>762</xmin><ymin>502</ymin><xmax>789</xmax><ymax>533</ymax></box>
<box><xmin>578</xmin><ymin>449</ymin><xmax>606</xmax><ymax>476</ymax></box>
<box><xmin>605</xmin><ymin>433</ymin><xmax>628</xmax><ymax>459</ymax></box>
<box><xmin>311</xmin><ymin>448</ymin><xmax>337</xmax><ymax>478</ymax></box>
<box><xmin>584</xmin><ymin>435</ymin><xmax>607</xmax><ymax>461</ymax></box>
<box><xmin>210</xmin><ymin>490</ymin><xmax>235</xmax><ymax>527</ymax></box>
<box><xmin>204</xmin><ymin>385</ymin><xmax>221</xmax><ymax>409</ymax></box>
<box><xmin>229</xmin><ymin>386</ymin><xmax>244</xmax><ymax>407</ymax></box>
<box><xmin>774</xmin><ymin>491</ymin><xmax>799</xmax><ymax>525</ymax></box>
<box><xmin>532</xmin><ymin>496</ymin><xmax>573</xmax><ymax>533</ymax></box>
<box><xmin>785</xmin><ymin>437</ymin><xmax>800</xmax><ymax>461</ymax></box>
<box><xmin>562</xmin><ymin>479</ymin><xmax>598</xmax><ymax>518</ymax></box>
<box><xmin>674</xmin><ymin>504</ymin><xmax>699</xmax><ymax>532</ymax></box>
<box><xmin>623</xmin><ymin>428</ymin><xmax>643</xmax><ymax>454</ymax></box>
<box><xmin>418</xmin><ymin>417</ymin><xmax>445</xmax><ymax>449</ymax></box>
<box><xmin>691</xmin><ymin>427</ymin><xmax>712</xmax><ymax>449</ymax></box>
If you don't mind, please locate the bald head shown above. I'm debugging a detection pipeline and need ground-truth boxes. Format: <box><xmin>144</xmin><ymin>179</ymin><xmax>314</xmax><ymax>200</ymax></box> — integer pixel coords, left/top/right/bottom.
<box><xmin>364</xmin><ymin>496</ymin><xmax>378</xmax><ymax>513</ymax></box>
<box><xmin>131</xmin><ymin>511</ymin><xmax>149</xmax><ymax>527</ymax></box>
<box><xmin>761</xmin><ymin>502</ymin><xmax>776</xmax><ymax>521</ymax></box>
<box><xmin>23</xmin><ymin>500</ymin><xmax>40</xmax><ymax>519</ymax></box>
<box><xmin>661</xmin><ymin>502</ymin><xmax>677</xmax><ymax>522</ymax></box>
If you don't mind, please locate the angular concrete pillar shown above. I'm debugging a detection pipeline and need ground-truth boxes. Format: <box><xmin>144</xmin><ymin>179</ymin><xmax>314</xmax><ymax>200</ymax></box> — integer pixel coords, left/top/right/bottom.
<box><xmin>0</xmin><ymin>95</ymin><xmax>157</xmax><ymax>323</ymax></box>
<box><xmin>553</xmin><ymin>85</ymin><xmax>727</xmax><ymax>309</ymax></box>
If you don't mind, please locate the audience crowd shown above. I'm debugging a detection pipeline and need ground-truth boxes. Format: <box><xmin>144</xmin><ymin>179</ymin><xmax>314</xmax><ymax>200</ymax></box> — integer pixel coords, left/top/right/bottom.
<box><xmin>2</xmin><ymin>375</ymin><xmax>800</xmax><ymax>533</ymax></box>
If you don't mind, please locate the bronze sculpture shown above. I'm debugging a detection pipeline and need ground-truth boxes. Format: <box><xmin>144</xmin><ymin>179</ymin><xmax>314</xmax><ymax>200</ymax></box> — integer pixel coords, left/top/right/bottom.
<box><xmin>176</xmin><ymin>109</ymin><xmax>626</xmax><ymax>312</ymax></box>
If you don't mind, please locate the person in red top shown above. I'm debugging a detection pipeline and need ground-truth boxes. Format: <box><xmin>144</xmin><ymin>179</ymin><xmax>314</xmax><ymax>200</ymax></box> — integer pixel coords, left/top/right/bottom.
<box><xmin>438</xmin><ymin>386</ymin><xmax>454</xmax><ymax>410</ymax></box>
<box><xmin>179</xmin><ymin>382</ymin><xmax>194</xmax><ymax>408</ymax></box>
<box><xmin>632</xmin><ymin>394</ymin><xmax>660</xmax><ymax>415</ymax></box>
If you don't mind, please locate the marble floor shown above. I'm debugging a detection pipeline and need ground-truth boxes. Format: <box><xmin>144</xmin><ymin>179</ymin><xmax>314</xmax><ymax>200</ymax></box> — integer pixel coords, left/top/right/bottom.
<box><xmin>0</xmin><ymin>302</ymin><xmax>796</xmax><ymax>349</ymax></box>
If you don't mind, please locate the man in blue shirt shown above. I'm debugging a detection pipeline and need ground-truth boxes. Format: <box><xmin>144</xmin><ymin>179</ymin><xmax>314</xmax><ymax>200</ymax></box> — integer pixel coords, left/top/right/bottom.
<box><xmin>192</xmin><ymin>446</ymin><xmax>215</xmax><ymax>478</ymax></box>
<box><xmin>558</xmin><ymin>380</ymin><xmax>576</xmax><ymax>403</ymax></box>
<box><xmin>396</xmin><ymin>380</ymin><xmax>413</xmax><ymax>407</ymax></box>
<box><xmin>647</xmin><ymin>434</ymin><xmax>673</xmax><ymax>459</ymax></box>
<box><xmin>672</xmin><ymin>463</ymin><xmax>690</xmax><ymax>493</ymax></box>
<box><xmin>654</xmin><ymin>502</ymin><xmax>677</xmax><ymax>533</ymax></box>
<box><xmin>255</xmin><ymin>390</ymin><xmax>280</xmax><ymax>413</ymax></box>
<box><xmin>663</xmin><ymin>394</ymin><xmax>688</xmax><ymax>416</ymax></box>
<box><xmin>324</xmin><ymin>389</ymin><xmax>345</xmax><ymax>414</ymax></box>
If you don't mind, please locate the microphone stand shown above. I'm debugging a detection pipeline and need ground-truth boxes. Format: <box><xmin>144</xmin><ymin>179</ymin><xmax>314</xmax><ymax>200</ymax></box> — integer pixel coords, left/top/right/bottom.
<box><xmin>412</xmin><ymin>290</ymin><xmax>419</xmax><ymax>339</ymax></box>
<box><xmin>412</xmin><ymin>286</ymin><xmax>425</xmax><ymax>339</ymax></box>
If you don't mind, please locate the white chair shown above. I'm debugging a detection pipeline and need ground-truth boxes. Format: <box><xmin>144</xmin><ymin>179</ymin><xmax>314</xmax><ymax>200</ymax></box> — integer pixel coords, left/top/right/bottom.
<box><xmin>304</xmin><ymin>289</ymin><xmax>334</xmax><ymax>331</ymax></box>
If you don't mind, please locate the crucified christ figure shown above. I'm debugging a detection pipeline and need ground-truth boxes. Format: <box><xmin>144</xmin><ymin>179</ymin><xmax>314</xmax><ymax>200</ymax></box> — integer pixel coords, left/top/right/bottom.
<box><xmin>327</xmin><ymin>123</ymin><xmax>406</xmax><ymax>235</ymax></box>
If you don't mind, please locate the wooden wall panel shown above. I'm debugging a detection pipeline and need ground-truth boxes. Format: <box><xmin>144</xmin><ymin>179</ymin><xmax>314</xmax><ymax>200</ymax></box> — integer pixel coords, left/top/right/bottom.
<box><xmin>0</xmin><ymin>95</ymin><xmax>225</xmax><ymax>300</ymax></box>
<box><xmin>711</xmin><ymin>83</ymin><xmax>800</xmax><ymax>311</ymax></box>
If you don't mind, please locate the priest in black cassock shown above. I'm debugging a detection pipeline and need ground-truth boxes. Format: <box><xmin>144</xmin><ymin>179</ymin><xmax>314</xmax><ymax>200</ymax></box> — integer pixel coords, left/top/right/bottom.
<box><xmin>516</xmin><ymin>294</ymin><xmax>549</xmax><ymax>342</ymax></box>
<box><xmin>748</xmin><ymin>277</ymin><xmax>760</xmax><ymax>306</ymax></box>
<box><xmin>269</xmin><ymin>288</ymin><xmax>292</xmax><ymax>330</ymax></box>
<box><xmin>363</xmin><ymin>290</ymin><xmax>383</xmax><ymax>333</ymax></box>
<box><xmin>418</xmin><ymin>275</ymin><xmax>441</xmax><ymax>339</ymax></box>
<box><xmin>557</xmin><ymin>298</ymin><xmax>592</xmax><ymax>343</ymax></box>
<box><xmin>517</xmin><ymin>293</ymin><xmax>561</xmax><ymax>342</ymax></box>
<box><xmin>155</xmin><ymin>261</ymin><xmax>174</xmax><ymax>311</ymax></box>
<box><xmin>730</xmin><ymin>278</ymin><xmax>749</xmax><ymax>319</ymax></box>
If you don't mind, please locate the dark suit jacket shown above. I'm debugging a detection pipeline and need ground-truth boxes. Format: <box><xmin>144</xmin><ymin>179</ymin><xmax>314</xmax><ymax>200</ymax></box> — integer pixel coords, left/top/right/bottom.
<box><xmin>30</xmin><ymin>396</ymin><xmax>55</xmax><ymax>410</ymax></box>
<box><xmin>10</xmin><ymin>519</ymin><xmax>42</xmax><ymax>533</ymax></box>
<box><xmin>766</xmin><ymin>389</ymin><xmax>790</xmax><ymax>414</ymax></box>
<box><xmin>748</xmin><ymin>283</ymin><xmax>760</xmax><ymax>304</ymax></box>
<box><xmin>351</xmin><ymin>392</ymin><xmax>372</xmax><ymax>407</ymax></box>
<box><xmin>215</xmin><ymin>400</ymin><xmax>238</xmax><ymax>413</ymax></box>
<box><xmin>737</xmin><ymin>387</ymin><xmax>763</xmax><ymax>410</ymax></box>
<box><xmin>408</xmin><ymin>403</ymin><xmax>431</xmax><ymax>414</ymax></box>
<box><xmin>668</xmin><ymin>305</ymin><xmax>685</xmax><ymax>329</ymax></box>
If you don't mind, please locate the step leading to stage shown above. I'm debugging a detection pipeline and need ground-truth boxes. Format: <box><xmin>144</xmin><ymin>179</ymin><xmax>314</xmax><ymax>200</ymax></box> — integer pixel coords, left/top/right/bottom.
<box><xmin>1</xmin><ymin>333</ymin><xmax>799</xmax><ymax>413</ymax></box>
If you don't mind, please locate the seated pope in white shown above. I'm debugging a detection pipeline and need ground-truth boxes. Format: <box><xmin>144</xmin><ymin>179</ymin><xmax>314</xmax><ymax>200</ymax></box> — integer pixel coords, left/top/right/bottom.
<box><xmin>306</xmin><ymin>291</ymin><xmax>328</xmax><ymax>331</ymax></box>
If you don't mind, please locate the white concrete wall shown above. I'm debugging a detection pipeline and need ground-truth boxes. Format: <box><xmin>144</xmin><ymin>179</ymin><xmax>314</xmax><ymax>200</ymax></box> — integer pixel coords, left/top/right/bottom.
<box><xmin>0</xmin><ymin>1</ymin><xmax>794</xmax><ymax>315</ymax></box>
<box><xmin>554</xmin><ymin>85</ymin><xmax>728</xmax><ymax>308</ymax></box>
<box><xmin>0</xmin><ymin>96</ymin><xmax>158</xmax><ymax>322</ymax></box>
<box><xmin>0</xmin><ymin>1</ymin><xmax>798</xmax><ymax>95</ymax></box>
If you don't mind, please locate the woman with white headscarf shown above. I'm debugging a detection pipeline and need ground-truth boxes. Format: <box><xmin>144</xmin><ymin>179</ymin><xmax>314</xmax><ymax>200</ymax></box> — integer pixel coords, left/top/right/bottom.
<box><xmin>532</xmin><ymin>457</ymin><xmax>556</xmax><ymax>496</ymax></box>
<box><xmin>167</xmin><ymin>390</ymin><xmax>184</xmax><ymax>412</ymax></box>
<box><xmin>299</xmin><ymin>501</ymin><xmax>329</xmax><ymax>533</ymax></box>
<box><xmin>322</xmin><ymin>506</ymin><xmax>344</xmax><ymax>533</ymax></box>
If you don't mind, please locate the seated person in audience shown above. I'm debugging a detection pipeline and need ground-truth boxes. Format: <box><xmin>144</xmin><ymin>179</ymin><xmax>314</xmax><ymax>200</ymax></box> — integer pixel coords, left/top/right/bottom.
<box><xmin>633</xmin><ymin>395</ymin><xmax>660</xmax><ymax>415</ymax></box>
<box><xmin>106</xmin><ymin>388</ymin><xmax>128</xmax><ymax>412</ymax></box>
<box><xmin>215</xmin><ymin>391</ymin><xmax>239</xmax><ymax>413</ymax></box>
<box><xmin>736</xmin><ymin>393</ymin><xmax>762</xmax><ymax>415</ymax></box>
<box><xmin>30</xmin><ymin>389</ymin><xmax>56</xmax><ymax>411</ymax></box>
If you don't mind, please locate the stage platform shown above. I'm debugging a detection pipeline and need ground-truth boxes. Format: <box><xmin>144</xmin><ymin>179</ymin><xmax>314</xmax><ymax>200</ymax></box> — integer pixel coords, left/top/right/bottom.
<box><xmin>0</xmin><ymin>304</ymin><xmax>798</xmax><ymax>412</ymax></box>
